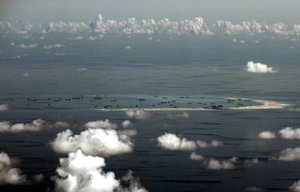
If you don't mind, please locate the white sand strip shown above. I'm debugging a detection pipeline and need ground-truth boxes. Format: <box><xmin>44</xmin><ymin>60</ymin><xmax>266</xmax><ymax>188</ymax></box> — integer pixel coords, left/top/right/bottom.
<box><xmin>226</xmin><ymin>99</ymin><xmax>289</xmax><ymax>110</ymax></box>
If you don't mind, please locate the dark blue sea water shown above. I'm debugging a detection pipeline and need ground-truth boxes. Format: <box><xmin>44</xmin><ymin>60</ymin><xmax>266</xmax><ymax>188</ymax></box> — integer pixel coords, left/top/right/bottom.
<box><xmin>0</xmin><ymin>33</ymin><xmax>300</xmax><ymax>191</ymax></box>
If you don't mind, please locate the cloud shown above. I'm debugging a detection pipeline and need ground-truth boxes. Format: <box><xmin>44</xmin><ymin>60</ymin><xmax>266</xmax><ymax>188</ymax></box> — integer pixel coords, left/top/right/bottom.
<box><xmin>273</xmin><ymin>147</ymin><xmax>300</xmax><ymax>161</ymax></box>
<box><xmin>0</xmin><ymin>104</ymin><xmax>8</xmax><ymax>112</ymax></box>
<box><xmin>167</xmin><ymin>112</ymin><xmax>190</xmax><ymax>119</ymax></box>
<box><xmin>196</xmin><ymin>140</ymin><xmax>223</xmax><ymax>148</ymax></box>
<box><xmin>46</xmin><ymin>21</ymin><xmax>89</xmax><ymax>33</ymax></box>
<box><xmin>122</xmin><ymin>120</ymin><xmax>133</xmax><ymax>129</ymax></box>
<box><xmin>43</xmin><ymin>44</ymin><xmax>65</xmax><ymax>49</ymax></box>
<box><xmin>245</xmin><ymin>186</ymin><xmax>263</xmax><ymax>192</ymax></box>
<box><xmin>214</xmin><ymin>20</ymin><xmax>290</xmax><ymax>35</ymax></box>
<box><xmin>157</xmin><ymin>133</ymin><xmax>223</xmax><ymax>151</ymax></box>
<box><xmin>53</xmin><ymin>149</ymin><xmax>120</xmax><ymax>192</ymax></box>
<box><xmin>50</xmin><ymin>128</ymin><xmax>133</xmax><ymax>157</ymax></box>
<box><xmin>246</xmin><ymin>61</ymin><xmax>276</xmax><ymax>73</ymax></box>
<box><xmin>53</xmin><ymin>150</ymin><xmax>147</xmax><ymax>192</ymax></box>
<box><xmin>22</xmin><ymin>72</ymin><xmax>30</xmax><ymax>77</ymax></box>
<box><xmin>293</xmin><ymin>25</ymin><xmax>300</xmax><ymax>36</ymax></box>
<box><xmin>126</xmin><ymin>109</ymin><xmax>150</xmax><ymax>120</ymax></box>
<box><xmin>290</xmin><ymin>180</ymin><xmax>300</xmax><ymax>192</ymax></box>
<box><xmin>0</xmin><ymin>119</ymin><xmax>69</xmax><ymax>133</ymax></box>
<box><xmin>118</xmin><ymin>129</ymin><xmax>138</xmax><ymax>138</ymax></box>
<box><xmin>207</xmin><ymin>157</ymin><xmax>237</xmax><ymax>170</ymax></box>
<box><xmin>16</xmin><ymin>43</ymin><xmax>37</xmax><ymax>49</ymax></box>
<box><xmin>244</xmin><ymin>158</ymin><xmax>259</xmax><ymax>166</ymax></box>
<box><xmin>2</xmin><ymin>15</ymin><xmax>300</xmax><ymax>37</ymax></box>
<box><xmin>190</xmin><ymin>152</ymin><xmax>204</xmax><ymax>161</ymax></box>
<box><xmin>258</xmin><ymin>131</ymin><xmax>276</xmax><ymax>139</ymax></box>
<box><xmin>125</xmin><ymin>45</ymin><xmax>131</xmax><ymax>50</ymax></box>
<box><xmin>278</xmin><ymin>127</ymin><xmax>300</xmax><ymax>139</ymax></box>
<box><xmin>118</xmin><ymin>170</ymin><xmax>148</xmax><ymax>192</ymax></box>
<box><xmin>157</xmin><ymin>133</ymin><xmax>197</xmax><ymax>151</ymax></box>
<box><xmin>259</xmin><ymin>127</ymin><xmax>300</xmax><ymax>140</ymax></box>
<box><xmin>76</xmin><ymin>68</ymin><xmax>88</xmax><ymax>72</ymax></box>
<box><xmin>0</xmin><ymin>152</ymin><xmax>26</xmax><ymax>185</ymax></box>
<box><xmin>90</xmin><ymin>14</ymin><xmax>213</xmax><ymax>35</ymax></box>
<box><xmin>84</xmin><ymin>119</ymin><xmax>117</xmax><ymax>129</ymax></box>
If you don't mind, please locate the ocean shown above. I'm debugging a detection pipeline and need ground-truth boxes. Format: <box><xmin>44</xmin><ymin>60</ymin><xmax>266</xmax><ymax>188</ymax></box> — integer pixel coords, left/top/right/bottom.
<box><xmin>1</xmin><ymin>31</ymin><xmax>300</xmax><ymax>191</ymax></box>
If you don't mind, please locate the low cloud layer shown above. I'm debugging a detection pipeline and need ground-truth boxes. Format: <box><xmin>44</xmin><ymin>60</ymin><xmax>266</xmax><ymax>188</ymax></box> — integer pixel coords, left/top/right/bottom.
<box><xmin>0</xmin><ymin>119</ymin><xmax>69</xmax><ymax>133</ymax></box>
<box><xmin>54</xmin><ymin>149</ymin><xmax>147</xmax><ymax>192</ymax></box>
<box><xmin>0</xmin><ymin>104</ymin><xmax>8</xmax><ymax>112</ymax></box>
<box><xmin>0</xmin><ymin>152</ymin><xmax>26</xmax><ymax>185</ymax></box>
<box><xmin>126</xmin><ymin>109</ymin><xmax>150</xmax><ymax>120</ymax></box>
<box><xmin>246</xmin><ymin>61</ymin><xmax>276</xmax><ymax>73</ymax></box>
<box><xmin>157</xmin><ymin>133</ymin><xmax>197</xmax><ymax>151</ymax></box>
<box><xmin>50</xmin><ymin>128</ymin><xmax>133</xmax><ymax>157</ymax></box>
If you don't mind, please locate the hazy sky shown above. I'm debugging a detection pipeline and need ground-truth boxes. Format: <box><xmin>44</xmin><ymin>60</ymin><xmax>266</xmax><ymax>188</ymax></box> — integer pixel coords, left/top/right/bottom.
<box><xmin>1</xmin><ymin>0</ymin><xmax>300</xmax><ymax>23</ymax></box>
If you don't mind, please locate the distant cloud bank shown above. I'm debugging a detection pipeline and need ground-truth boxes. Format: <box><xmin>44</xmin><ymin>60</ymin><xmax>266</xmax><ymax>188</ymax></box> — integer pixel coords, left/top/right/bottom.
<box><xmin>1</xmin><ymin>14</ymin><xmax>300</xmax><ymax>37</ymax></box>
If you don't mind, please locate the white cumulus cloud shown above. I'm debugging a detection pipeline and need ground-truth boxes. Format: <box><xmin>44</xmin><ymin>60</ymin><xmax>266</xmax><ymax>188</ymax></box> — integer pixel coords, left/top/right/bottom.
<box><xmin>16</xmin><ymin>43</ymin><xmax>37</xmax><ymax>49</ymax></box>
<box><xmin>258</xmin><ymin>131</ymin><xmax>276</xmax><ymax>139</ymax></box>
<box><xmin>118</xmin><ymin>170</ymin><xmax>148</xmax><ymax>192</ymax></box>
<box><xmin>207</xmin><ymin>157</ymin><xmax>237</xmax><ymax>170</ymax></box>
<box><xmin>126</xmin><ymin>109</ymin><xmax>150</xmax><ymax>120</ymax></box>
<box><xmin>122</xmin><ymin>120</ymin><xmax>133</xmax><ymax>129</ymax></box>
<box><xmin>246</xmin><ymin>61</ymin><xmax>277</xmax><ymax>73</ymax></box>
<box><xmin>0</xmin><ymin>104</ymin><xmax>8</xmax><ymax>112</ymax></box>
<box><xmin>0</xmin><ymin>152</ymin><xmax>26</xmax><ymax>185</ymax></box>
<box><xmin>278</xmin><ymin>127</ymin><xmax>300</xmax><ymax>139</ymax></box>
<box><xmin>196</xmin><ymin>140</ymin><xmax>223</xmax><ymax>148</ymax></box>
<box><xmin>273</xmin><ymin>147</ymin><xmax>300</xmax><ymax>161</ymax></box>
<box><xmin>53</xmin><ymin>150</ymin><xmax>148</xmax><ymax>192</ymax></box>
<box><xmin>43</xmin><ymin>44</ymin><xmax>65</xmax><ymax>49</ymax></box>
<box><xmin>54</xmin><ymin>149</ymin><xmax>119</xmax><ymax>192</ymax></box>
<box><xmin>244</xmin><ymin>158</ymin><xmax>259</xmax><ymax>166</ymax></box>
<box><xmin>290</xmin><ymin>180</ymin><xmax>300</xmax><ymax>192</ymax></box>
<box><xmin>190</xmin><ymin>152</ymin><xmax>204</xmax><ymax>161</ymax></box>
<box><xmin>50</xmin><ymin>128</ymin><xmax>133</xmax><ymax>157</ymax></box>
<box><xmin>245</xmin><ymin>186</ymin><xmax>263</xmax><ymax>192</ymax></box>
<box><xmin>157</xmin><ymin>133</ymin><xmax>197</xmax><ymax>151</ymax></box>
<box><xmin>84</xmin><ymin>119</ymin><xmax>117</xmax><ymax>129</ymax></box>
<box><xmin>167</xmin><ymin>112</ymin><xmax>190</xmax><ymax>119</ymax></box>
